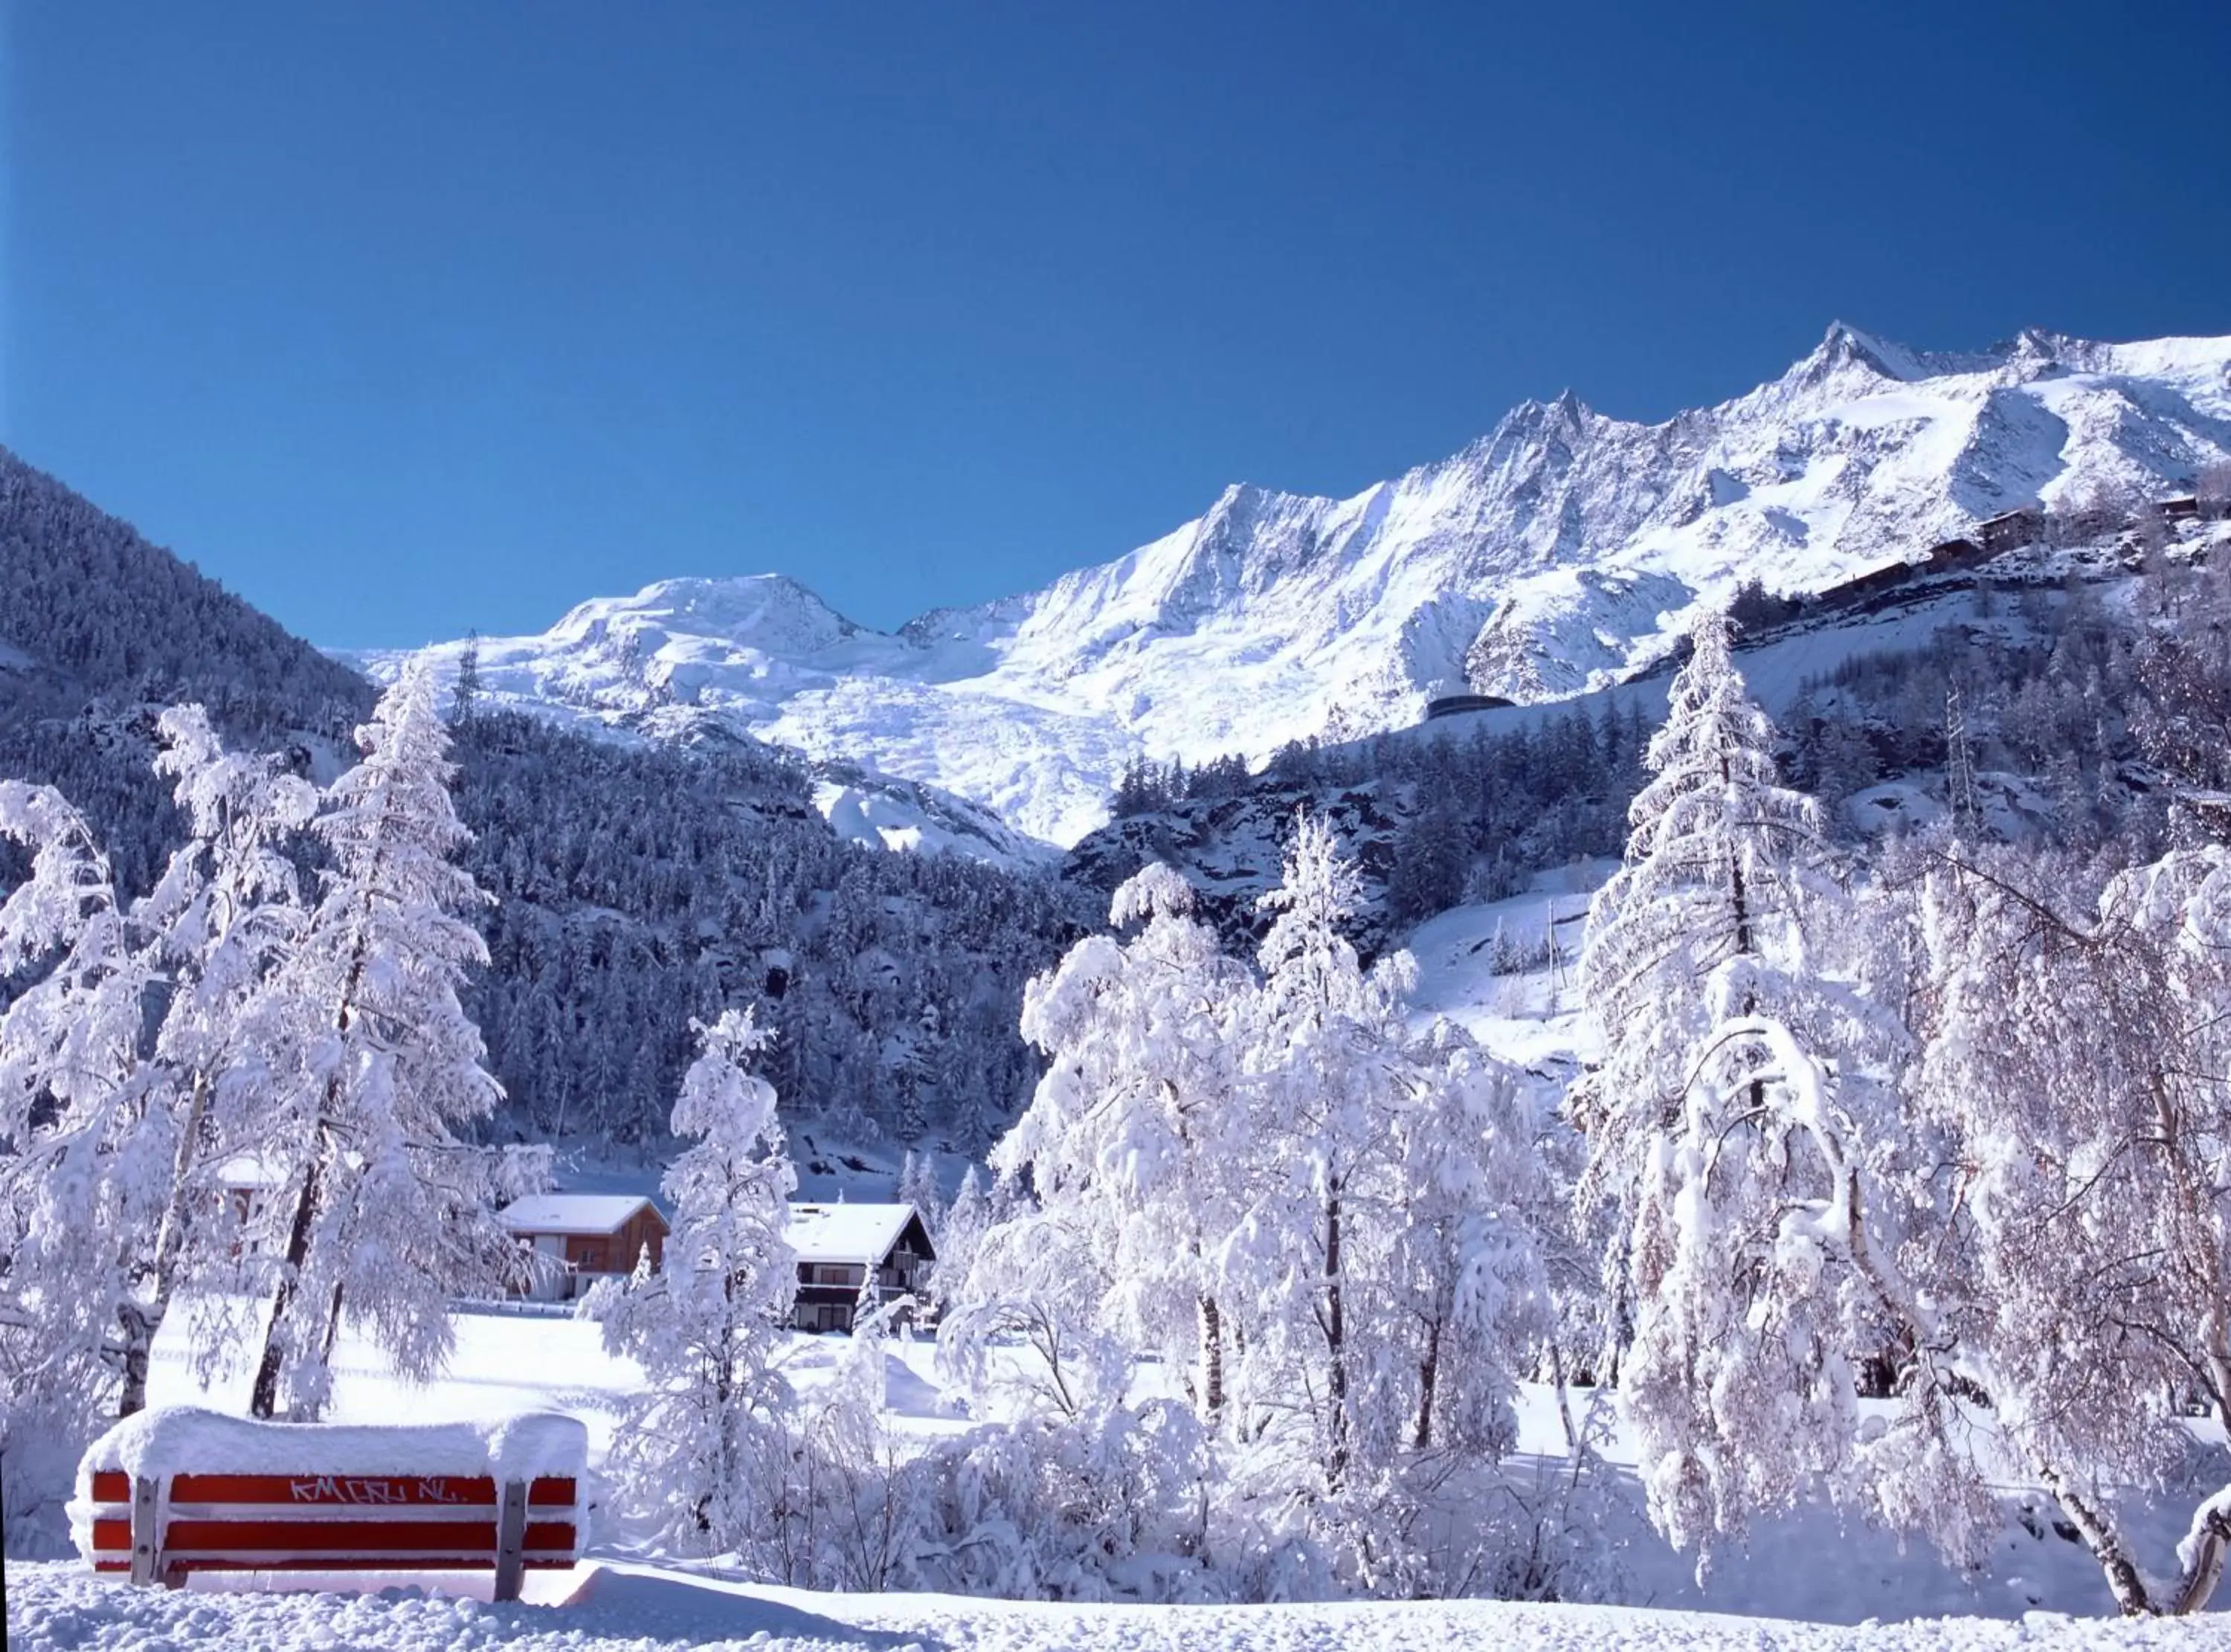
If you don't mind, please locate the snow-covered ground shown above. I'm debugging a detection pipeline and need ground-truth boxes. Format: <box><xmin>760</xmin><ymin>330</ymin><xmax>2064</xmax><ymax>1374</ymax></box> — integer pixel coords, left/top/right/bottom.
<box><xmin>11</xmin><ymin>1557</ymin><xmax>2227</xmax><ymax>1652</ymax></box>
<box><xmin>1403</xmin><ymin>861</ymin><xmax>1608</xmax><ymax>1067</ymax></box>
<box><xmin>10</xmin><ymin>1267</ymin><xmax>2224</xmax><ymax>1636</ymax></box>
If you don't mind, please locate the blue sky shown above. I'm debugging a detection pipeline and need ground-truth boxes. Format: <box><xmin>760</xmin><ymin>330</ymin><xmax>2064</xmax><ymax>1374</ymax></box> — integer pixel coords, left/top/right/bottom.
<box><xmin>4</xmin><ymin>1</ymin><xmax>2227</xmax><ymax>648</ymax></box>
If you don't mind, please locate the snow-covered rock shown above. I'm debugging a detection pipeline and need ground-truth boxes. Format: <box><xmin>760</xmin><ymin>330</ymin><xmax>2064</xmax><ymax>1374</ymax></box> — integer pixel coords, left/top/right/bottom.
<box><xmin>349</xmin><ymin>325</ymin><xmax>2231</xmax><ymax>846</ymax></box>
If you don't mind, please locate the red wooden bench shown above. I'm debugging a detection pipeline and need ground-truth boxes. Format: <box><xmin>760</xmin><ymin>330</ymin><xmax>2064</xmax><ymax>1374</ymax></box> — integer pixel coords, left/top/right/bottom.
<box><xmin>74</xmin><ymin>1407</ymin><xmax>587</xmax><ymax>1602</ymax></box>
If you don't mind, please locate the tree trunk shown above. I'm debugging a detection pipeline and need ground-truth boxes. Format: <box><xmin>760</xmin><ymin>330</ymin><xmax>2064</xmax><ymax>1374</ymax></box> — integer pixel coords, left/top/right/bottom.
<box><xmin>2042</xmin><ymin>1465</ymin><xmax>2156</xmax><ymax>1616</ymax></box>
<box><xmin>1198</xmin><ymin>1294</ymin><xmax>1225</xmax><ymax>1424</ymax></box>
<box><xmin>248</xmin><ymin>1152</ymin><xmax>325</xmax><ymax>1420</ymax></box>
<box><xmin>317</xmin><ymin>1281</ymin><xmax>347</xmax><ymax>1372</ymax></box>
<box><xmin>1724</xmin><ymin>814</ymin><xmax>1768</xmax><ymax>1114</ymax></box>
<box><xmin>1324</xmin><ymin>1177</ymin><xmax>1348</xmax><ymax>1491</ymax></box>
<box><xmin>1550</xmin><ymin>1341</ymin><xmax>1582</xmax><ymax>1459</ymax></box>
<box><xmin>2172</xmin><ymin>1500</ymin><xmax>2231</xmax><ymax>1616</ymax></box>
<box><xmin>1414</xmin><ymin>1311</ymin><xmax>1441</xmax><ymax>1449</ymax></box>
<box><xmin>120</xmin><ymin>1074</ymin><xmax>213</xmax><ymax>1417</ymax></box>
<box><xmin>246</xmin><ymin>825</ymin><xmax>386</xmax><ymax>1419</ymax></box>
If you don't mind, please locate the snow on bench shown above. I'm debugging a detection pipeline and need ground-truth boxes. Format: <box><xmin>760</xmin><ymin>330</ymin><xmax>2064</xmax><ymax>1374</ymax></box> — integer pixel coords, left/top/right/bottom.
<box><xmin>70</xmin><ymin>1405</ymin><xmax>587</xmax><ymax>1601</ymax></box>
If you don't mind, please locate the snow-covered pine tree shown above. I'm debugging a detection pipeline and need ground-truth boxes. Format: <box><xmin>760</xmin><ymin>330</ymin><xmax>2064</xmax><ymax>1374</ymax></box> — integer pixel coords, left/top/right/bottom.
<box><xmin>588</xmin><ymin>1006</ymin><xmax>796</xmax><ymax>1554</ymax></box>
<box><xmin>895</xmin><ymin>1146</ymin><xmax>944</xmax><ymax>1236</ymax></box>
<box><xmin>239</xmin><ymin>661</ymin><xmax>514</xmax><ymax>1419</ymax></box>
<box><xmin>924</xmin><ymin>1163</ymin><xmax>991</xmax><ymax>1317</ymax></box>
<box><xmin>1573</xmin><ymin>610</ymin><xmax>1931</xmax><ymax>1563</ymax></box>
<box><xmin>1387</xmin><ymin>787</ymin><xmax>1470</xmax><ymax>923</ymax></box>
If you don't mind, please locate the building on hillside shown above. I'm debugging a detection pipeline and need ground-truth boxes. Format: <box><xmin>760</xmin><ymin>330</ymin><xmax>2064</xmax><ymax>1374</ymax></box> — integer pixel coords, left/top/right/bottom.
<box><xmin>499</xmin><ymin>1193</ymin><xmax>669</xmax><ymax>1302</ymax></box>
<box><xmin>789</xmin><ymin>1202</ymin><xmax>936</xmax><ymax>1333</ymax></box>
<box><xmin>1979</xmin><ymin>506</ymin><xmax>2042</xmax><ymax>555</ymax></box>
<box><xmin>1423</xmin><ymin>691</ymin><xmax>1517</xmax><ymax>721</ymax></box>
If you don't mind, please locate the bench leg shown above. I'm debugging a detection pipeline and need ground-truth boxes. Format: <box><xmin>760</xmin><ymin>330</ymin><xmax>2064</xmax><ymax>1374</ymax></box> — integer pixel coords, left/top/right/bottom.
<box><xmin>493</xmin><ymin>1479</ymin><xmax>527</xmax><ymax>1602</ymax></box>
<box><xmin>128</xmin><ymin>1477</ymin><xmax>162</xmax><ymax>1587</ymax></box>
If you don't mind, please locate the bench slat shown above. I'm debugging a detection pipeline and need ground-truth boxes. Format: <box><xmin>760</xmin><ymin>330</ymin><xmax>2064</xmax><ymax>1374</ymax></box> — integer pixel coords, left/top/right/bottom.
<box><xmin>155</xmin><ymin>1517</ymin><xmax>577</xmax><ymax>1553</ymax></box>
<box><xmin>122</xmin><ymin>1556</ymin><xmax>581</xmax><ymax>1572</ymax></box>
<box><xmin>164</xmin><ymin>1518</ymin><xmax>502</xmax><ymax>1552</ymax></box>
<box><xmin>171</xmin><ymin>1473</ymin><xmax>499</xmax><ymax>1507</ymax></box>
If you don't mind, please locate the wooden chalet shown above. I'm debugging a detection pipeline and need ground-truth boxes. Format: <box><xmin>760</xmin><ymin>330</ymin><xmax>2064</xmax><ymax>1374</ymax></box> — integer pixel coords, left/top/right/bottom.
<box><xmin>789</xmin><ymin>1201</ymin><xmax>936</xmax><ymax>1332</ymax></box>
<box><xmin>1978</xmin><ymin>506</ymin><xmax>2042</xmax><ymax>555</ymax></box>
<box><xmin>499</xmin><ymin>1193</ymin><xmax>669</xmax><ymax>1301</ymax></box>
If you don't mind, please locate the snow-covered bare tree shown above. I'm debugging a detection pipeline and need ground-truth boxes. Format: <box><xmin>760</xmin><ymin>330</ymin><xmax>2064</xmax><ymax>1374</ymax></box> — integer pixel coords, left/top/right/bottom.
<box><xmin>588</xmin><ymin>1006</ymin><xmax>796</xmax><ymax>1554</ymax></box>
<box><xmin>957</xmin><ymin>862</ymin><xmax>1254</xmax><ymax>1425</ymax></box>
<box><xmin>115</xmin><ymin>708</ymin><xmax>319</xmax><ymax>1414</ymax></box>
<box><xmin>239</xmin><ymin>661</ymin><xmax>514</xmax><ymax>1419</ymax></box>
<box><xmin>1909</xmin><ymin>844</ymin><xmax>2231</xmax><ymax>1614</ymax></box>
<box><xmin>0</xmin><ymin>709</ymin><xmax>317</xmax><ymax>1474</ymax></box>
<box><xmin>1228</xmin><ymin>816</ymin><xmax>1411</xmax><ymax>1498</ymax></box>
<box><xmin>1389</xmin><ymin>1020</ymin><xmax>1549</xmax><ymax>1459</ymax></box>
<box><xmin>0</xmin><ymin>781</ymin><xmax>157</xmax><ymax>1524</ymax></box>
<box><xmin>1225</xmin><ymin>814</ymin><xmax>1551</xmax><ymax>1592</ymax></box>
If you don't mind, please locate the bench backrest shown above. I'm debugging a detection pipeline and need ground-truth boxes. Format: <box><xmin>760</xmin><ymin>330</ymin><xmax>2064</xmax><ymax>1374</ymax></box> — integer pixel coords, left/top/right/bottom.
<box><xmin>83</xmin><ymin>1465</ymin><xmax>580</xmax><ymax>1599</ymax></box>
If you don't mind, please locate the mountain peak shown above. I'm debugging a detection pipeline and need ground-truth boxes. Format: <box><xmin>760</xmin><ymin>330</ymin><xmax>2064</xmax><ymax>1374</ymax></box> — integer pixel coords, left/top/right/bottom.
<box><xmin>547</xmin><ymin>572</ymin><xmax>868</xmax><ymax>656</ymax></box>
<box><xmin>355</xmin><ymin>322</ymin><xmax>2231</xmax><ymax>848</ymax></box>
<box><xmin>1799</xmin><ymin>320</ymin><xmax>1925</xmax><ymax>384</ymax></box>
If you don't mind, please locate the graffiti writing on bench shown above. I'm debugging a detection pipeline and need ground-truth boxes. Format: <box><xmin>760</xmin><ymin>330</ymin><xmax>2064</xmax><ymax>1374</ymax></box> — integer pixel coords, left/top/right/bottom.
<box><xmin>286</xmin><ymin>1476</ymin><xmax>470</xmax><ymax>1505</ymax></box>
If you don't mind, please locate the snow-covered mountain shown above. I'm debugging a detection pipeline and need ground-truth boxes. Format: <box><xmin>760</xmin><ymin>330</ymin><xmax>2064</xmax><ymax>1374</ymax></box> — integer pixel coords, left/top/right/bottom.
<box><xmin>350</xmin><ymin>324</ymin><xmax>2231</xmax><ymax>845</ymax></box>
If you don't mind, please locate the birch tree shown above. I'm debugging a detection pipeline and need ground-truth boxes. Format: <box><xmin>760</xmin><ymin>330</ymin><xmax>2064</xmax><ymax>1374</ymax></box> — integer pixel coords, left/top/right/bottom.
<box><xmin>0</xmin><ymin>781</ymin><xmax>154</xmax><ymax>1509</ymax></box>
<box><xmin>1229</xmin><ymin>814</ymin><xmax>1550</xmax><ymax>1591</ymax></box>
<box><xmin>0</xmin><ymin>712</ymin><xmax>317</xmax><ymax>1424</ymax></box>
<box><xmin>970</xmin><ymin>862</ymin><xmax>1253</xmax><ymax>1424</ymax></box>
<box><xmin>1909</xmin><ymin>845</ymin><xmax>2231</xmax><ymax>1615</ymax></box>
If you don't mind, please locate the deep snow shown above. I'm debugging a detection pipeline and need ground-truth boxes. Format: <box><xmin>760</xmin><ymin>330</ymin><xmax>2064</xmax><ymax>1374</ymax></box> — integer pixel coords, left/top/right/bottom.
<box><xmin>11</xmin><ymin>1557</ymin><xmax>2231</xmax><ymax>1652</ymax></box>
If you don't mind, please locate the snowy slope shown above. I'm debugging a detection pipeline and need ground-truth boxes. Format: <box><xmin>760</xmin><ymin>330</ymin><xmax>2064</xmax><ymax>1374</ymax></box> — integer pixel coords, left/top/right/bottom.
<box><xmin>349</xmin><ymin>326</ymin><xmax>2231</xmax><ymax>845</ymax></box>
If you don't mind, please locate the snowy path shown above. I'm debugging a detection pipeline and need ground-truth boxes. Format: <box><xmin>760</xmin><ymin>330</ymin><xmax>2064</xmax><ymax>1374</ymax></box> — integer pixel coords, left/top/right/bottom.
<box><xmin>9</xmin><ymin>1559</ymin><xmax>2228</xmax><ymax>1652</ymax></box>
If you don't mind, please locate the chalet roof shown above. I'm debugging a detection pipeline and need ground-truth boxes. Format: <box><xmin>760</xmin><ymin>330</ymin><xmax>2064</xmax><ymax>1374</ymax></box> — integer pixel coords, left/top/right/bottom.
<box><xmin>790</xmin><ymin>1202</ymin><xmax>929</xmax><ymax>1265</ymax></box>
<box><xmin>500</xmin><ymin>1193</ymin><xmax>664</xmax><ymax>1237</ymax></box>
<box><xmin>216</xmin><ymin>1155</ymin><xmax>286</xmax><ymax>1190</ymax></box>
